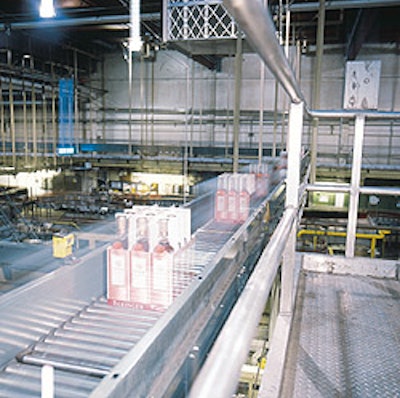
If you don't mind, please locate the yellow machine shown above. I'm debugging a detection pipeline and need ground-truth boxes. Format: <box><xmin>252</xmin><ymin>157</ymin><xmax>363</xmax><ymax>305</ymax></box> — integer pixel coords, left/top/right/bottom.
<box><xmin>52</xmin><ymin>233</ymin><xmax>75</xmax><ymax>258</ymax></box>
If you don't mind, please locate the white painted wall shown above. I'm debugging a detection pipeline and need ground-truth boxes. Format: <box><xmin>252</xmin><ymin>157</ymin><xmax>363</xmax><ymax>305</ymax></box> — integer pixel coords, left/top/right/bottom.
<box><xmin>3</xmin><ymin>45</ymin><xmax>400</xmax><ymax>166</ymax></box>
<box><xmin>95</xmin><ymin>46</ymin><xmax>400</xmax><ymax>165</ymax></box>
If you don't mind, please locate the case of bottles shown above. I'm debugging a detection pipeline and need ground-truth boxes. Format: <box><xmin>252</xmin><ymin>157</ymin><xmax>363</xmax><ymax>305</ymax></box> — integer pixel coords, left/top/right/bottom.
<box><xmin>215</xmin><ymin>173</ymin><xmax>259</xmax><ymax>224</ymax></box>
<box><xmin>108</xmin><ymin>205</ymin><xmax>192</xmax><ymax>311</ymax></box>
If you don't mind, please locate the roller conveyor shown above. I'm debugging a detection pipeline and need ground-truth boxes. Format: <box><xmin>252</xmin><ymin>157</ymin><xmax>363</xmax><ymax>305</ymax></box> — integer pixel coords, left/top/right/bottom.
<box><xmin>0</xmin><ymin>185</ymin><xmax>283</xmax><ymax>397</ymax></box>
<box><xmin>15</xmin><ymin>299</ymin><xmax>162</xmax><ymax>380</ymax></box>
<box><xmin>0</xmin><ymin>361</ymin><xmax>100</xmax><ymax>398</ymax></box>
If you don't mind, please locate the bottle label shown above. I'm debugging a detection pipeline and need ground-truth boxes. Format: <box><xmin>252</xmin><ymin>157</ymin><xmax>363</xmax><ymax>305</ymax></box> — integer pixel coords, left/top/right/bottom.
<box><xmin>228</xmin><ymin>195</ymin><xmax>236</xmax><ymax>210</ymax></box>
<box><xmin>131</xmin><ymin>253</ymin><xmax>149</xmax><ymax>289</ymax></box>
<box><xmin>152</xmin><ymin>253</ymin><xmax>173</xmax><ymax>291</ymax></box>
<box><xmin>217</xmin><ymin>193</ymin><xmax>226</xmax><ymax>210</ymax></box>
<box><xmin>110</xmin><ymin>253</ymin><xmax>126</xmax><ymax>286</ymax></box>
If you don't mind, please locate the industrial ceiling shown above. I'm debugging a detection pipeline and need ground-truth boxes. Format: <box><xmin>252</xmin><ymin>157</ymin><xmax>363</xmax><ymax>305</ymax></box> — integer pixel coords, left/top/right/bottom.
<box><xmin>0</xmin><ymin>0</ymin><xmax>399</xmax><ymax>72</ymax></box>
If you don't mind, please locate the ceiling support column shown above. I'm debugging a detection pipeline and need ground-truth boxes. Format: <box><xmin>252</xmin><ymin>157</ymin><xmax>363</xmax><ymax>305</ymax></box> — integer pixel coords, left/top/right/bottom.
<box><xmin>233</xmin><ymin>34</ymin><xmax>243</xmax><ymax>174</ymax></box>
<box><xmin>310</xmin><ymin>0</ymin><xmax>326</xmax><ymax>183</ymax></box>
<box><xmin>345</xmin><ymin>115</ymin><xmax>365</xmax><ymax>258</ymax></box>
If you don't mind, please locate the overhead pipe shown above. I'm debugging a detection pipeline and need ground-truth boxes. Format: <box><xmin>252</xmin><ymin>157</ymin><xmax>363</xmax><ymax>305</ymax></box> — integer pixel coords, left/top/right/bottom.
<box><xmin>223</xmin><ymin>0</ymin><xmax>303</xmax><ymax>104</ymax></box>
<box><xmin>0</xmin><ymin>13</ymin><xmax>159</xmax><ymax>31</ymax></box>
<box><xmin>308</xmin><ymin>109</ymin><xmax>400</xmax><ymax>119</ymax></box>
<box><xmin>129</xmin><ymin>0</ymin><xmax>143</xmax><ymax>52</ymax></box>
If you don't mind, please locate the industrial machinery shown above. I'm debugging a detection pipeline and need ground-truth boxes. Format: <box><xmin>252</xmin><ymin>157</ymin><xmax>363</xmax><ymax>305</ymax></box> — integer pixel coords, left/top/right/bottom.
<box><xmin>0</xmin><ymin>174</ymin><xmax>285</xmax><ymax>397</ymax></box>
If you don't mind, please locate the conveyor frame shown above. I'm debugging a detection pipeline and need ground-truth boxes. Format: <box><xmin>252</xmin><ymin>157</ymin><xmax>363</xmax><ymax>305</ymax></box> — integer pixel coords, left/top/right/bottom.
<box><xmin>90</xmin><ymin>189</ymin><xmax>279</xmax><ymax>397</ymax></box>
<box><xmin>0</xmin><ymin>181</ymin><xmax>285</xmax><ymax>397</ymax></box>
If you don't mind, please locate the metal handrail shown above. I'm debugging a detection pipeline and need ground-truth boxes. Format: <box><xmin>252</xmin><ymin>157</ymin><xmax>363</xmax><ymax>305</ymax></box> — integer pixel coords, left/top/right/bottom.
<box><xmin>189</xmin><ymin>206</ymin><xmax>297</xmax><ymax>397</ymax></box>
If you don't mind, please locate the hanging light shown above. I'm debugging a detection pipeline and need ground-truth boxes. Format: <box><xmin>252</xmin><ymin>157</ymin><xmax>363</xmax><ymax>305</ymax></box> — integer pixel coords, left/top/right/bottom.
<box><xmin>39</xmin><ymin>0</ymin><xmax>56</xmax><ymax>18</ymax></box>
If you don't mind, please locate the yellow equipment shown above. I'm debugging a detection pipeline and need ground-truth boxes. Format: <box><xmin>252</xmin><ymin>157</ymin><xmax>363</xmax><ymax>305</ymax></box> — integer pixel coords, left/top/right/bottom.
<box><xmin>52</xmin><ymin>233</ymin><xmax>75</xmax><ymax>258</ymax></box>
<box><xmin>297</xmin><ymin>229</ymin><xmax>390</xmax><ymax>258</ymax></box>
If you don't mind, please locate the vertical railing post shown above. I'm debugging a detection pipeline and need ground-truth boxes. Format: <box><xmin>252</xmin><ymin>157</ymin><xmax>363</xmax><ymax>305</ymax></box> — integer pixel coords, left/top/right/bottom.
<box><xmin>281</xmin><ymin>101</ymin><xmax>303</xmax><ymax>314</ymax></box>
<box><xmin>233</xmin><ymin>34</ymin><xmax>242</xmax><ymax>173</ymax></box>
<box><xmin>9</xmin><ymin>77</ymin><xmax>16</xmax><ymax>169</ymax></box>
<box><xmin>41</xmin><ymin>365</ymin><xmax>54</xmax><ymax>398</ymax></box>
<box><xmin>345</xmin><ymin>115</ymin><xmax>365</xmax><ymax>257</ymax></box>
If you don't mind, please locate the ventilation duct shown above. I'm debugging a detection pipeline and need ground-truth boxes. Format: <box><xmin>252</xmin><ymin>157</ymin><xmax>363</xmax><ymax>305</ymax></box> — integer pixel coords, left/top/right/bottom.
<box><xmin>223</xmin><ymin>0</ymin><xmax>303</xmax><ymax>104</ymax></box>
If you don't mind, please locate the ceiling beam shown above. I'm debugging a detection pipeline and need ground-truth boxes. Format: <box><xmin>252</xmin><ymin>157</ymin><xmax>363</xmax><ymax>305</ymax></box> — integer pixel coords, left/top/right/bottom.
<box><xmin>345</xmin><ymin>9</ymin><xmax>379</xmax><ymax>60</ymax></box>
<box><xmin>0</xmin><ymin>13</ymin><xmax>159</xmax><ymax>31</ymax></box>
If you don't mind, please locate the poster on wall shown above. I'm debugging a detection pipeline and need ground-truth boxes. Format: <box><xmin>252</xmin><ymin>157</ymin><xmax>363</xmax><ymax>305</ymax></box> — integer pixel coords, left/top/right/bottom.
<box><xmin>343</xmin><ymin>61</ymin><xmax>381</xmax><ymax>110</ymax></box>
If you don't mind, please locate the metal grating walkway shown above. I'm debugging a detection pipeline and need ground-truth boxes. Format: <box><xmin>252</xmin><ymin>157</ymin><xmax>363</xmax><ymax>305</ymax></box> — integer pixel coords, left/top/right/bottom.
<box><xmin>281</xmin><ymin>271</ymin><xmax>400</xmax><ymax>398</ymax></box>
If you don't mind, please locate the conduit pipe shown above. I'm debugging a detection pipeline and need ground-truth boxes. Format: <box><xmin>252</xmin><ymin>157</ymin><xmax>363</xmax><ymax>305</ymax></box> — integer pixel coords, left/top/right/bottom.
<box><xmin>307</xmin><ymin>184</ymin><xmax>400</xmax><ymax>196</ymax></box>
<box><xmin>308</xmin><ymin>108</ymin><xmax>400</xmax><ymax>119</ymax></box>
<box><xmin>129</xmin><ymin>0</ymin><xmax>143</xmax><ymax>52</ymax></box>
<box><xmin>51</xmin><ymin>65</ymin><xmax>57</xmax><ymax>166</ymax></box>
<box><xmin>22</xmin><ymin>82</ymin><xmax>28</xmax><ymax>164</ymax></box>
<box><xmin>9</xmin><ymin>78</ymin><xmax>16</xmax><ymax>169</ymax></box>
<box><xmin>223</xmin><ymin>0</ymin><xmax>303</xmax><ymax>104</ymax></box>
<box><xmin>0</xmin><ymin>80</ymin><xmax>4</xmax><ymax>164</ymax></box>
<box><xmin>32</xmin><ymin>79</ymin><xmax>38</xmax><ymax>167</ymax></box>
<box><xmin>0</xmin><ymin>13</ymin><xmax>159</xmax><ymax>31</ymax></box>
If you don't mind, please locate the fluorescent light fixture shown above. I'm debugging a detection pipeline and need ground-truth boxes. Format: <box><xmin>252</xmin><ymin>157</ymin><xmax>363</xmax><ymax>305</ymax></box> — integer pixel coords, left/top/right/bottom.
<box><xmin>39</xmin><ymin>0</ymin><xmax>56</xmax><ymax>18</ymax></box>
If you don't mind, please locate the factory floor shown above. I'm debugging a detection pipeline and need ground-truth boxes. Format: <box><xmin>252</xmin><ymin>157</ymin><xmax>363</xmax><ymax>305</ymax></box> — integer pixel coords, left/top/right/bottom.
<box><xmin>280</xmin><ymin>259</ymin><xmax>400</xmax><ymax>398</ymax></box>
<box><xmin>0</xmin><ymin>217</ymin><xmax>116</xmax><ymax>295</ymax></box>
<box><xmin>0</xmin><ymin>242</ymin><xmax>58</xmax><ymax>294</ymax></box>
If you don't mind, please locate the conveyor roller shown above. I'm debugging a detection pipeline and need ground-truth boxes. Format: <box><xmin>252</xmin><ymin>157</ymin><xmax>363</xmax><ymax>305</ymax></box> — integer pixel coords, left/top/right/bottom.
<box><xmin>0</xmin><ymin>182</ymin><xmax>285</xmax><ymax>397</ymax></box>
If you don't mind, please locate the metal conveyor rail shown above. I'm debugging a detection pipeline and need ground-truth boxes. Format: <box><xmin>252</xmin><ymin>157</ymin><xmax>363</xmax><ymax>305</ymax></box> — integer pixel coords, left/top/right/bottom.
<box><xmin>0</xmin><ymin>186</ymin><xmax>283</xmax><ymax>397</ymax></box>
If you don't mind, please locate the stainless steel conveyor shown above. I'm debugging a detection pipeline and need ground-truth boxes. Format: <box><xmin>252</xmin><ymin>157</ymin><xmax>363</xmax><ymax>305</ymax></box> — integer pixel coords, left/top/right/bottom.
<box><xmin>0</xmin><ymin>183</ymin><xmax>285</xmax><ymax>398</ymax></box>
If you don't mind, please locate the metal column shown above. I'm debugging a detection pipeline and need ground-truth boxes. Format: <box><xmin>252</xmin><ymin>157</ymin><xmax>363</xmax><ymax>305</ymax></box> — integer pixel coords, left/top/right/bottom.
<box><xmin>345</xmin><ymin>115</ymin><xmax>365</xmax><ymax>258</ymax></box>
<box><xmin>42</xmin><ymin>86</ymin><xmax>48</xmax><ymax>157</ymax></box>
<box><xmin>22</xmin><ymin>81</ymin><xmax>29</xmax><ymax>164</ymax></box>
<box><xmin>74</xmin><ymin>50</ymin><xmax>79</xmax><ymax>152</ymax></box>
<box><xmin>128</xmin><ymin>48</ymin><xmax>133</xmax><ymax>155</ymax></box>
<box><xmin>310</xmin><ymin>0</ymin><xmax>326</xmax><ymax>183</ymax></box>
<box><xmin>233</xmin><ymin>35</ymin><xmax>242</xmax><ymax>173</ymax></box>
<box><xmin>9</xmin><ymin>78</ymin><xmax>16</xmax><ymax>169</ymax></box>
<box><xmin>32</xmin><ymin>81</ymin><xmax>38</xmax><ymax>168</ymax></box>
<box><xmin>281</xmin><ymin>101</ymin><xmax>303</xmax><ymax>314</ymax></box>
<box><xmin>0</xmin><ymin>79</ymin><xmax>5</xmax><ymax>164</ymax></box>
<box><xmin>51</xmin><ymin>63</ymin><xmax>57</xmax><ymax>167</ymax></box>
<box><xmin>258</xmin><ymin>62</ymin><xmax>265</xmax><ymax>167</ymax></box>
